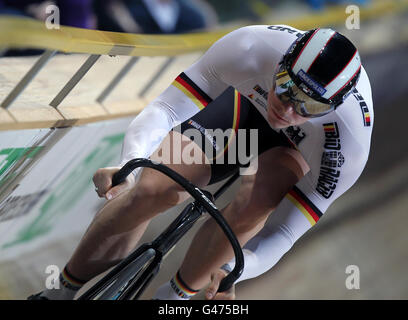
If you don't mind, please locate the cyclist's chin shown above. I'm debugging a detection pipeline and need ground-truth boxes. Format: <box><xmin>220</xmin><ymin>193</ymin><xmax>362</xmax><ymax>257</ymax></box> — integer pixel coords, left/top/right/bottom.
<box><xmin>267</xmin><ymin>111</ymin><xmax>292</xmax><ymax>128</ymax></box>
<box><xmin>268</xmin><ymin>108</ymin><xmax>310</xmax><ymax>128</ymax></box>
<box><xmin>267</xmin><ymin>113</ymin><xmax>309</xmax><ymax>129</ymax></box>
<box><xmin>268</xmin><ymin>120</ymin><xmax>288</xmax><ymax>129</ymax></box>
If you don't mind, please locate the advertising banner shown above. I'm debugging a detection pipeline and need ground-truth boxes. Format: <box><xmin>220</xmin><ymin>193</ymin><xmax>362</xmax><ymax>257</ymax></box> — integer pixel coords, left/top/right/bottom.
<box><xmin>0</xmin><ymin>117</ymin><xmax>134</xmax><ymax>261</ymax></box>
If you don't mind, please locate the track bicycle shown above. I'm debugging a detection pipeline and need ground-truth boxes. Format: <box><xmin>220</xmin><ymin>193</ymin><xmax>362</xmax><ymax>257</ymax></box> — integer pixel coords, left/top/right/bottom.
<box><xmin>78</xmin><ymin>158</ymin><xmax>244</xmax><ymax>300</ymax></box>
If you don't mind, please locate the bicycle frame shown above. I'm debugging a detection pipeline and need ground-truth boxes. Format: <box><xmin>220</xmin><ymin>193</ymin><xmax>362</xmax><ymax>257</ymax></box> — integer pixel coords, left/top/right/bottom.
<box><xmin>78</xmin><ymin>158</ymin><xmax>244</xmax><ymax>300</ymax></box>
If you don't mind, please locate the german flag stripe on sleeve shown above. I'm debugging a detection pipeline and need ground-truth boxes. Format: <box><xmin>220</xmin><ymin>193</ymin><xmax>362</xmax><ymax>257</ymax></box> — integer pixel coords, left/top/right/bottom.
<box><xmin>286</xmin><ymin>186</ymin><xmax>323</xmax><ymax>226</ymax></box>
<box><xmin>172</xmin><ymin>72</ymin><xmax>213</xmax><ymax>110</ymax></box>
<box><xmin>323</xmin><ymin>123</ymin><xmax>336</xmax><ymax>132</ymax></box>
<box><xmin>364</xmin><ymin>112</ymin><xmax>370</xmax><ymax>126</ymax></box>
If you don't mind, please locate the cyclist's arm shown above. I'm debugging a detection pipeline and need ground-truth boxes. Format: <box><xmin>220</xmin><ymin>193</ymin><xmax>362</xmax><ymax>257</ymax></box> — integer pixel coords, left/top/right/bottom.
<box><xmin>119</xmin><ymin>26</ymin><xmax>265</xmax><ymax>168</ymax></box>
<box><xmin>226</xmin><ymin>187</ymin><xmax>324</xmax><ymax>282</ymax></box>
<box><xmin>223</xmin><ymin>144</ymin><xmax>369</xmax><ymax>283</ymax></box>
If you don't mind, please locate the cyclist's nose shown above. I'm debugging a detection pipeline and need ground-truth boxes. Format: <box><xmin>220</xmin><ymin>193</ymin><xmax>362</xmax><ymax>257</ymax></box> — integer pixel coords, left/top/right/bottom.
<box><xmin>277</xmin><ymin>99</ymin><xmax>295</xmax><ymax>115</ymax></box>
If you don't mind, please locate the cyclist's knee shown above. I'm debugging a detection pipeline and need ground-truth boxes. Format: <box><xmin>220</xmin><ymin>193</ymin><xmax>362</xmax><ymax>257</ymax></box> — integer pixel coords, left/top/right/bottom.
<box><xmin>129</xmin><ymin>178</ymin><xmax>182</xmax><ymax>210</ymax></box>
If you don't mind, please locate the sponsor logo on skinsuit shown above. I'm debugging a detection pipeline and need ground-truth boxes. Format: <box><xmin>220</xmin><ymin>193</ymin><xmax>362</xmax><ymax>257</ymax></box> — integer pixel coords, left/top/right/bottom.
<box><xmin>248</xmin><ymin>92</ymin><xmax>267</xmax><ymax>111</ymax></box>
<box><xmin>316</xmin><ymin>122</ymin><xmax>344</xmax><ymax>199</ymax></box>
<box><xmin>352</xmin><ymin>88</ymin><xmax>371</xmax><ymax>127</ymax></box>
<box><xmin>322</xmin><ymin>122</ymin><xmax>341</xmax><ymax>150</ymax></box>
<box><xmin>267</xmin><ymin>25</ymin><xmax>303</xmax><ymax>38</ymax></box>
<box><xmin>187</xmin><ymin>119</ymin><xmax>219</xmax><ymax>151</ymax></box>
<box><xmin>253</xmin><ymin>84</ymin><xmax>268</xmax><ymax>100</ymax></box>
<box><xmin>321</xmin><ymin>151</ymin><xmax>345</xmax><ymax>168</ymax></box>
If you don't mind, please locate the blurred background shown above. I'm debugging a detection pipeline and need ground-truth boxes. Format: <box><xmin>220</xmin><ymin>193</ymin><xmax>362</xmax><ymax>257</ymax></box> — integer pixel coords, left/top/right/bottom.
<box><xmin>0</xmin><ymin>0</ymin><xmax>407</xmax><ymax>299</ymax></box>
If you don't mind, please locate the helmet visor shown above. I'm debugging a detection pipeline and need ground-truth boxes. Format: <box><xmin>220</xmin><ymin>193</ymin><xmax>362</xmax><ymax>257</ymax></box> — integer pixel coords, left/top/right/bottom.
<box><xmin>274</xmin><ymin>64</ymin><xmax>335</xmax><ymax>118</ymax></box>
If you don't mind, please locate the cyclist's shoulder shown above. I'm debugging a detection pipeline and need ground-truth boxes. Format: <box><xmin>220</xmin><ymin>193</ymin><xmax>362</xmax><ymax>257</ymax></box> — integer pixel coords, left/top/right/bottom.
<box><xmin>314</xmin><ymin>103</ymin><xmax>372</xmax><ymax>154</ymax></box>
<box><xmin>353</xmin><ymin>66</ymin><xmax>373</xmax><ymax>106</ymax></box>
<box><xmin>211</xmin><ymin>25</ymin><xmax>303</xmax><ymax>74</ymax></box>
<box><xmin>336</xmin><ymin>66</ymin><xmax>374</xmax><ymax>132</ymax></box>
<box><xmin>295</xmin><ymin>86</ymin><xmax>373</xmax><ymax>176</ymax></box>
<box><xmin>293</xmin><ymin>109</ymin><xmax>371</xmax><ymax>202</ymax></box>
<box><xmin>230</xmin><ymin>24</ymin><xmax>304</xmax><ymax>36</ymax></box>
<box><xmin>309</xmin><ymin>66</ymin><xmax>373</xmax><ymax>134</ymax></box>
<box><xmin>220</xmin><ymin>24</ymin><xmax>304</xmax><ymax>51</ymax></box>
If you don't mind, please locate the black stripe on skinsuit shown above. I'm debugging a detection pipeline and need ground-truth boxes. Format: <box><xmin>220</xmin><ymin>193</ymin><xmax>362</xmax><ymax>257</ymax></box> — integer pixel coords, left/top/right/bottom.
<box><xmin>307</xmin><ymin>33</ymin><xmax>356</xmax><ymax>86</ymax></box>
<box><xmin>292</xmin><ymin>186</ymin><xmax>323</xmax><ymax>218</ymax></box>
<box><xmin>178</xmin><ymin>72</ymin><xmax>213</xmax><ymax>104</ymax></box>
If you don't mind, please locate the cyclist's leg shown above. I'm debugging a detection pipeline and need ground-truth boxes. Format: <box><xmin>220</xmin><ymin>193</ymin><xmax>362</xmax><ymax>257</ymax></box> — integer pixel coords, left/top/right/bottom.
<box><xmin>177</xmin><ymin>146</ymin><xmax>308</xmax><ymax>291</ymax></box>
<box><xmin>168</xmin><ymin>91</ymin><xmax>310</xmax><ymax>293</ymax></box>
<box><xmin>65</xmin><ymin>130</ymin><xmax>211</xmax><ymax>284</ymax></box>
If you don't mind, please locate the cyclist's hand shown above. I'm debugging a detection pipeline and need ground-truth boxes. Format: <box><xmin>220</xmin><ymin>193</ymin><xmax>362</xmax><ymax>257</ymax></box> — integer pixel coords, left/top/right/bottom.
<box><xmin>205</xmin><ymin>269</ymin><xmax>236</xmax><ymax>300</ymax></box>
<box><xmin>93</xmin><ymin>167</ymin><xmax>135</xmax><ymax>200</ymax></box>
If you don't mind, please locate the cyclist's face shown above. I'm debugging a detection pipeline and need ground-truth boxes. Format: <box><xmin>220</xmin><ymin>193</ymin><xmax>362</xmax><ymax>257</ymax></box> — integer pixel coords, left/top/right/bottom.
<box><xmin>267</xmin><ymin>89</ymin><xmax>309</xmax><ymax>128</ymax></box>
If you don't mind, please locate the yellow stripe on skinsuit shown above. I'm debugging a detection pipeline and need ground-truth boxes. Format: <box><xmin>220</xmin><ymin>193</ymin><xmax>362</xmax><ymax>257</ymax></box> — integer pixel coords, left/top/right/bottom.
<box><xmin>172</xmin><ymin>81</ymin><xmax>206</xmax><ymax>110</ymax></box>
<box><xmin>285</xmin><ymin>193</ymin><xmax>317</xmax><ymax>226</ymax></box>
<box><xmin>212</xmin><ymin>90</ymin><xmax>240</xmax><ymax>161</ymax></box>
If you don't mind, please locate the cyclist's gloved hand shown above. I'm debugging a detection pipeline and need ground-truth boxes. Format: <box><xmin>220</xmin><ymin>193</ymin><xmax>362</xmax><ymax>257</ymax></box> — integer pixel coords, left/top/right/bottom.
<box><xmin>93</xmin><ymin>166</ymin><xmax>135</xmax><ymax>200</ymax></box>
<box><xmin>205</xmin><ymin>269</ymin><xmax>236</xmax><ymax>300</ymax></box>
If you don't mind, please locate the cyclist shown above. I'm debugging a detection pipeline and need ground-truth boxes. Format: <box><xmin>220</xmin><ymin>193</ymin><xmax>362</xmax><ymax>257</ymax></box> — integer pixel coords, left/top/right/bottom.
<box><xmin>29</xmin><ymin>25</ymin><xmax>373</xmax><ymax>300</ymax></box>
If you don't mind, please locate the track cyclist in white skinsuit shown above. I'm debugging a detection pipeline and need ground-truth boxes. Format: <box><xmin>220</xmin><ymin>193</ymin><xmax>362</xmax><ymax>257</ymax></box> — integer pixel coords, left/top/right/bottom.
<box><xmin>29</xmin><ymin>25</ymin><xmax>373</xmax><ymax>300</ymax></box>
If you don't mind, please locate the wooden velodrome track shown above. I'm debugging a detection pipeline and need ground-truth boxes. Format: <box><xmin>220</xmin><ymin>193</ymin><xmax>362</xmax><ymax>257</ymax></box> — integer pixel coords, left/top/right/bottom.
<box><xmin>0</xmin><ymin>3</ymin><xmax>407</xmax><ymax>299</ymax></box>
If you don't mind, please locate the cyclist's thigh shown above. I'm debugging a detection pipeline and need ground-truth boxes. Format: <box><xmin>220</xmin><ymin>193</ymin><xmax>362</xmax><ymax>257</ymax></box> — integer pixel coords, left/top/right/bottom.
<box><xmin>134</xmin><ymin>130</ymin><xmax>212</xmax><ymax>203</ymax></box>
<box><xmin>228</xmin><ymin>146</ymin><xmax>309</xmax><ymax>225</ymax></box>
<box><xmin>134</xmin><ymin>86</ymin><xmax>242</xmax><ymax>201</ymax></box>
<box><xmin>177</xmin><ymin>87</ymin><xmax>250</xmax><ymax>185</ymax></box>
